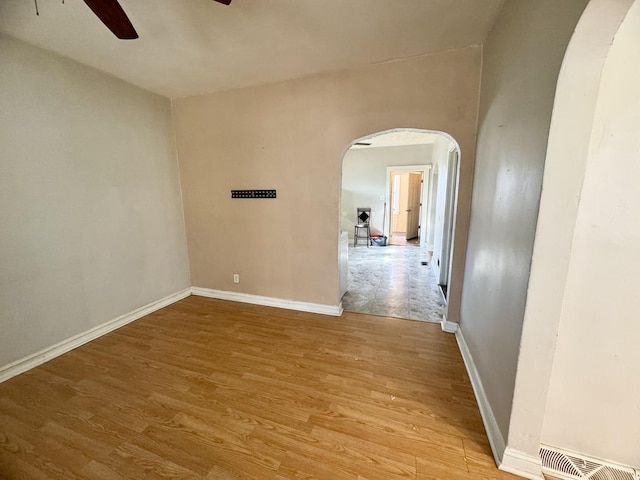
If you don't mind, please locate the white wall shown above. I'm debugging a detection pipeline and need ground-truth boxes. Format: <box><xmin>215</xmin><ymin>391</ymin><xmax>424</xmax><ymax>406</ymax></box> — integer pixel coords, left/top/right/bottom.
<box><xmin>341</xmin><ymin>144</ymin><xmax>433</xmax><ymax>239</ymax></box>
<box><xmin>459</xmin><ymin>0</ymin><xmax>589</xmax><ymax>448</ymax></box>
<box><xmin>0</xmin><ymin>34</ymin><xmax>191</xmax><ymax>369</ymax></box>
<box><xmin>540</xmin><ymin>0</ymin><xmax>640</xmax><ymax>466</ymax></box>
<box><xmin>430</xmin><ymin>137</ymin><xmax>454</xmax><ymax>283</ymax></box>
<box><xmin>426</xmin><ymin>169</ymin><xmax>438</xmax><ymax>249</ymax></box>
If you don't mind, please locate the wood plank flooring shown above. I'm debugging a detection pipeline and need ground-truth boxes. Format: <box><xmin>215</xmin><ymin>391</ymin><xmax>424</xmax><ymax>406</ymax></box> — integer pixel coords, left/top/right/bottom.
<box><xmin>0</xmin><ymin>296</ymin><xmax>522</xmax><ymax>479</ymax></box>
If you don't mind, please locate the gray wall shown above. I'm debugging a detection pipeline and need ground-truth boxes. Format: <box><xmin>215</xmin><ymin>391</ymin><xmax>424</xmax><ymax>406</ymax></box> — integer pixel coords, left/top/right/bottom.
<box><xmin>459</xmin><ymin>0</ymin><xmax>588</xmax><ymax>441</ymax></box>
<box><xmin>0</xmin><ymin>35</ymin><xmax>191</xmax><ymax>369</ymax></box>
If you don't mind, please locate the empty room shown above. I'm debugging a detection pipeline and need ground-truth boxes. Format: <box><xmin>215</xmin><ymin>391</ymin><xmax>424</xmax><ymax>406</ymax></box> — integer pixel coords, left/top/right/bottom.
<box><xmin>1</xmin><ymin>0</ymin><xmax>639</xmax><ymax>479</ymax></box>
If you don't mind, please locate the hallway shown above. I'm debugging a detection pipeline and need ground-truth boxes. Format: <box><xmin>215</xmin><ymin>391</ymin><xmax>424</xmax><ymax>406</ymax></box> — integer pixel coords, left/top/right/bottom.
<box><xmin>342</xmin><ymin>244</ymin><xmax>446</xmax><ymax>323</ymax></box>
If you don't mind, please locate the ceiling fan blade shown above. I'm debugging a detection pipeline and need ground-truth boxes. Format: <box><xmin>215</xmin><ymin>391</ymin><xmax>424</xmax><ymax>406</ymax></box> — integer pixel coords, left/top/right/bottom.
<box><xmin>83</xmin><ymin>0</ymin><xmax>138</xmax><ymax>39</ymax></box>
<box><xmin>213</xmin><ymin>0</ymin><xmax>232</xmax><ymax>5</ymax></box>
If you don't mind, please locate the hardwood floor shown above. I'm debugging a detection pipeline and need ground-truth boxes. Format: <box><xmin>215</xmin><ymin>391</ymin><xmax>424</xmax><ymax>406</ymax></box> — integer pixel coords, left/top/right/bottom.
<box><xmin>0</xmin><ymin>296</ymin><xmax>522</xmax><ymax>479</ymax></box>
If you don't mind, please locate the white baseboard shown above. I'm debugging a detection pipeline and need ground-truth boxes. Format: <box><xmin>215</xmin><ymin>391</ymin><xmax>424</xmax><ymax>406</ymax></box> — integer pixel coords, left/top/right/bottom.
<box><xmin>455</xmin><ymin>327</ymin><xmax>546</xmax><ymax>479</ymax></box>
<box><xmin>500</xmin><ymin>448</ymin><xmax>544</xmax><ymax>480</ymax></box>
<box><xmin>0</xmin><ymin>287</ymin><xmax>191</xmax><ymax>383</ymax></box>
<box><xmin>440</xmin><ymin>314</ymin><xmax>458</xmax><ymax>333</ymax></box>
<box><xmin>455</xmin><ymin>327</ymin><xmax>545</xmax><ymax>479</ymax></box>
<box><xmin>455</xmin><ymin>327</ymin><xmax>506</xmax><ymax>465</ymax></box>
<box><xmin>191</xmin><ymin>287</ymin><xmax>343</xmax><ymax>317</ymax></box>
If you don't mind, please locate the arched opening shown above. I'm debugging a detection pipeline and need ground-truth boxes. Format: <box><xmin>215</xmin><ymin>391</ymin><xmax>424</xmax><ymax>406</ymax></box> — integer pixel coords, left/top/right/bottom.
<box><xmin>338</xmin><ymin>128</ymin><xmax>461</xmax><ymax>326</ymax></box>
<box><xmin>503</xmin><ymin>0</ymin><xmax>637</xmax><ymax>476</ymax></box>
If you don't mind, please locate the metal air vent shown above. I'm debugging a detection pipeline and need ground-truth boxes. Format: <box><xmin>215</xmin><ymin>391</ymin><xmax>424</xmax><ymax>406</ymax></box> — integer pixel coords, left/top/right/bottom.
<box><xmin>539</xmin><ymin>446</ymin><xmax>637</xmax><ymax>480</ymax></box>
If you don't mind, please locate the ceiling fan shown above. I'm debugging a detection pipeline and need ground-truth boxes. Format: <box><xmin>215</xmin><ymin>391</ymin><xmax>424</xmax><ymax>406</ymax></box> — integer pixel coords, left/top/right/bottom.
<box><xmin>82</xmin><ymin>0</ymin><xmax>232</xmax><ymax>40</ymax></box>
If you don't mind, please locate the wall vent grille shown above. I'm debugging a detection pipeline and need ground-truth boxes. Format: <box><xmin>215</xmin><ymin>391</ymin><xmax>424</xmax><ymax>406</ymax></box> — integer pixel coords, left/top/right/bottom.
<box><xmin>539</xmin><ymin>446</ymin><xmax>638</xmax><ymax>480</ymax></box>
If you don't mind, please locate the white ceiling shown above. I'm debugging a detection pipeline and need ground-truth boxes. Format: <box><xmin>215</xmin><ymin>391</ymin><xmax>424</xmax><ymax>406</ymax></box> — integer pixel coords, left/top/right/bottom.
<box><xmin>0</xmin><ymin>0</ymin><xmax>504</xmax><ymax>98</ymax></box>
<box><xmin>350</xmin><ymin>130</ymin><xmax>441</xmax><ymax>149</ymax></box>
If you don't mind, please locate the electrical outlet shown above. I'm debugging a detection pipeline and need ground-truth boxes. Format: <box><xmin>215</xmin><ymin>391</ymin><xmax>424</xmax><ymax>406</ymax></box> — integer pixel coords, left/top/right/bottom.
<box><xmin>233</xmin><ymin>274</ymin><xmax>240</xmax><ymax>284</ymax></box>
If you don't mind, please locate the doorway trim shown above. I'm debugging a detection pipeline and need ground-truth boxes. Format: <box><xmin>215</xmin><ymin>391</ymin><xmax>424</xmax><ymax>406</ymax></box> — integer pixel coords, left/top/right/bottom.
<box><xmin>339</xmin><ymin>128</ymin><xmax>462</xmax><ymax>328</ymax></box>
<box><xmin>439</xmin><ymin>146</ymin><xmax>460</xmax><ymax>291</ymax></box>
<box><xmin>385</xmin><ymin>165</ymin><xmax>432</xmax><ymax>246</ymax></box>
<box><xmin>501</xmin><ymin>1</ymin><xmax>635</xmax><ymax>478</ymax></box>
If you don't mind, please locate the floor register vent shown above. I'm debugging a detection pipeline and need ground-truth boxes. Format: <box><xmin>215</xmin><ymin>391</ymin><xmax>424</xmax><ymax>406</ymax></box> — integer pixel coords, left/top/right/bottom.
<box><xmin>539</xmin><ymin>446</ymin><xmax>638</xmax><ymax>480</ymax></box>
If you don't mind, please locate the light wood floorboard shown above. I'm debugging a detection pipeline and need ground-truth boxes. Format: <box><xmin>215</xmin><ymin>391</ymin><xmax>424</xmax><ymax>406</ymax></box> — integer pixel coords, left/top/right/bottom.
<box><xmin>0</xmin><ymin>296</ymin><xmax>522</xmax><ymax>479</ymax></box>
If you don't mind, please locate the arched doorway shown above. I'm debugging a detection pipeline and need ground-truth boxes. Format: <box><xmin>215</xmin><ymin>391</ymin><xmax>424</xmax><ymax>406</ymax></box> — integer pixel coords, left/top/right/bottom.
<box><xmin>502</xmin><ymin>1</ymin><xmax>637</xmax><ymax>477</ymax></box>
<box><xmin>338</xmin><ymin>128</ymin><xmax>460</xmax><ymax>326</ymax></box>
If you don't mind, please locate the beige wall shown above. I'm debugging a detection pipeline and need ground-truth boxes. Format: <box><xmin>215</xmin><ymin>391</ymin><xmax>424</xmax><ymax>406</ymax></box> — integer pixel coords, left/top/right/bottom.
<box><xmin>0</xmin><ymin>34</ymin><xmax>191</xmax><ymax>369</ymax></box>
<box><xmin>541</xmin><ymin>0</ymin><xmax>640</xmax><ymax>466</ymax></box>
<box><xmin>459</xmin><ymin>0</ymin><xmax>589</xmax><ymax>445</ymax></box>
<box><xmin>173</xmin><ymin>47</ymin><xmax>481</xmax><ymax>315</ymax></box>
<box><xmin>341</xmin><ymin>144</ymin><xmax>433</xmax><ymax>240</ymax></box>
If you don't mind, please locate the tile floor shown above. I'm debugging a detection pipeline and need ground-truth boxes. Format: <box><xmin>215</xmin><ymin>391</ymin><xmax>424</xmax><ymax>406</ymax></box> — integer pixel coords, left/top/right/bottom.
<box><xmin>341</xmin><ymin>244</ymin><xmax>446</xmax><ymax>323</ymax></box>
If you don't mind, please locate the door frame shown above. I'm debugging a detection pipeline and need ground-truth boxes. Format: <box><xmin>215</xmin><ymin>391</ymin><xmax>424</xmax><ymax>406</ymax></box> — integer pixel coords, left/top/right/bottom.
<box><xmin>385</xmin><ymin>165</ymin><xmax>432</xmax><ymax>246</ymax></box>
<box><xmin>439</xmin><ymin>147</ymin><xmax>459</xmax><ymax>289</ymax></box>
